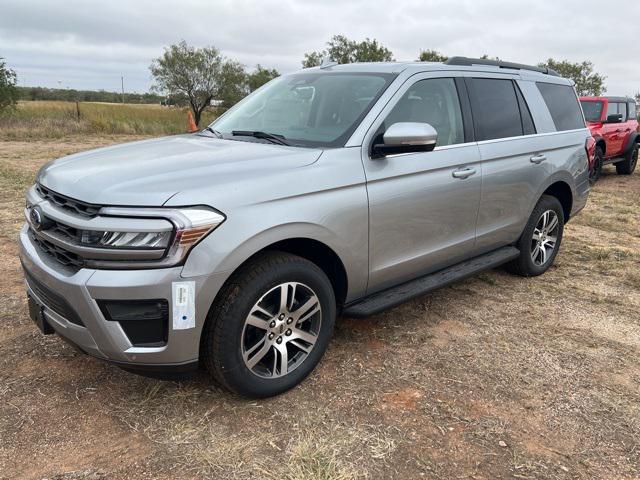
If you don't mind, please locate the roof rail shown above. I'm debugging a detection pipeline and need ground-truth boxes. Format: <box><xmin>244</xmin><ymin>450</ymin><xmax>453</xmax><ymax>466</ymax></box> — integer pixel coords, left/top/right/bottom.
<box><xmin>444</xmin><ymin>56</ymin><xmax>560</xmax><ymax>77</ymax></box>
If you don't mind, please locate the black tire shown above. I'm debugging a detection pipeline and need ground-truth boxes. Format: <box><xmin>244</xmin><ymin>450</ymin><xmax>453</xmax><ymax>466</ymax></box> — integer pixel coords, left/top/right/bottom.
<box><xmin>615</xmin><ymin>143</ymin><xmax>638</xmax><ymax>175</ymax></box>
<box><xmin>201</xmin><ymin>251</ymin><xmax>336</xmax><ymax>398</ymax></box>
<box><xmin>589</xmin><ymin>146</ymin><xmax>603</xmax><ymax>184</ymax></box>
<box><xmin>506</xmin><ymin>195</ymin><xmax>564</xmax><ymax>277</ymax></box>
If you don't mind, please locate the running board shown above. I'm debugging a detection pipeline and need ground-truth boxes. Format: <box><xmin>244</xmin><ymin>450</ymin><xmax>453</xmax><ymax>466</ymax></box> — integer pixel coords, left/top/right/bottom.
<box><xmin>343</xmin><ymin>246</ymin><xmax>520</xmax><ymax>318</ymax></box>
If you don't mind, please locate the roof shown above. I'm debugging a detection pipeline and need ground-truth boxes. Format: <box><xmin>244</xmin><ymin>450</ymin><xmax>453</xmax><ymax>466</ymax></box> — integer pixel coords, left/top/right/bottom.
<box><xmin>581</xmin><ymin>96</ymin><xmax>635</xmax><ymax>102</ymax></box>
<box><xmin>298</xmin><ymin>60</ymin><xmax>570</xmax><ymax>83</ymax></box>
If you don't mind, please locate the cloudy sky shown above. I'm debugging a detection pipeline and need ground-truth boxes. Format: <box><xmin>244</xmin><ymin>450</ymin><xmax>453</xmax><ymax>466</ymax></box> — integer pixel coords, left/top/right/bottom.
<box><xmin>2</xmin><ymin>0</ymin><xmax>639</xmax><ymax>95</ymax></box>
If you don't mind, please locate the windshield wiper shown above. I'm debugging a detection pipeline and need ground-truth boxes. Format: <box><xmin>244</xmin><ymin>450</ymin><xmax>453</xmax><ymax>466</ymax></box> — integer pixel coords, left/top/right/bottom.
<box><xmin>202</xmin><ymin>126</ymin><xmax>223</xmax><ymax>138</ymax></box>
<box><xmin>231</xmin><ymin>130</ymin><xmax>290</xmax><ymax>146</ymax></box>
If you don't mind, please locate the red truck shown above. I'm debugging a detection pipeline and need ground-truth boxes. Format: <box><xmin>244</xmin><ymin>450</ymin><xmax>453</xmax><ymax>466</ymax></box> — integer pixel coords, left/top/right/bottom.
<box><xmin>580</xmin><ymin>96</ymin><xmax>638</xmax><ymax>182</ymax></box>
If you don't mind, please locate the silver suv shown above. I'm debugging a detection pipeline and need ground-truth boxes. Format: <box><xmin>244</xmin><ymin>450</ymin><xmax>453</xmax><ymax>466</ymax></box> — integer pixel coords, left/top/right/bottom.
<box><xmin>20</xmin><ymin>57</ymin><xmax>591</xmax><ymax>397</ymax></box>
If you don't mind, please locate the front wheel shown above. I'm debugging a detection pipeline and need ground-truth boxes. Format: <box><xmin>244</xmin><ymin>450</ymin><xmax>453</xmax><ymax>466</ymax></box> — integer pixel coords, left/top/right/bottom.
<box><xmin>616</xmin><ymin>143</ymin><xmax>638</xmax><ymax>175</ymax></box>
<box><xmin>201</xmin><ymin>252</ymin><xmax>336</xmax><ymax>398</ymax></box>
<box><xmin>507</xmin><ymin>195</ymin><xmax>564</xmax><ymax>277</ymax></box>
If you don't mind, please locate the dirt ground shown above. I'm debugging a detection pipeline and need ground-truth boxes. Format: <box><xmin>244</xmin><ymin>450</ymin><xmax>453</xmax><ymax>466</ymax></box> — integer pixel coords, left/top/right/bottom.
<box><xmin>1</xmin><ymin>136</ymin><xmax>639</xmax><ymax>480</ymax></box>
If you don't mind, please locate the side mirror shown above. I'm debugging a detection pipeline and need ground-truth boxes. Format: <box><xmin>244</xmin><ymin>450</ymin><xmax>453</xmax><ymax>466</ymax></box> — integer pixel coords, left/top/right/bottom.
<box><xmin>605</xmin><ymin>114</ymin><xmax>623</xmax><ymax>124</ymax></box>
<box><xmin>372</xmin><ymin>122</ymin><xmax>438</xmax><ymax>157</ymax></box>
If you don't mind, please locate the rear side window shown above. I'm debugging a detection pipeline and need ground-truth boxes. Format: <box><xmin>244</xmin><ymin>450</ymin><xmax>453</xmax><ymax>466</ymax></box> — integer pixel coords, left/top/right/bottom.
<box><xmin>619</xmin><ymin>103</ymin><xmax>628</xmax><ymax>121</ymax></box>
<box><xmin>630</xmin><ymin>102</ymin><xmax>637</xmax><ymax>120</ymax></box>
<box><xmin>467</xmin><ymin>78</ymin><xmax>523</xmax><ymax>141</ymax></box>
<box><xmin>536</xmin><ymin>82</ymin><xmax>585</xmax><ymax>131</ymax></box>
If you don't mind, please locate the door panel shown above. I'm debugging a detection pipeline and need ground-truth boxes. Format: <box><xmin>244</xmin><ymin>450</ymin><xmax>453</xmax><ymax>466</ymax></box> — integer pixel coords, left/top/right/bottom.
<box><xmin>361</xmin><ymin>74</ymin><xmax>482</xmax><ymax>293</ymax></box>
<box><xmin>365</xmin><ymin>147</ymin><xmax>482</xmax><ymax>291</ymax></box>
<box><xmin>603</xmin><ymin>102</ymin><xmax>624</xmax><ymax>156</ymax></box>
<box><xmin>475</xmin><ymin>136</ymin><xmax>550</xmax><ymax>250</ymax></box>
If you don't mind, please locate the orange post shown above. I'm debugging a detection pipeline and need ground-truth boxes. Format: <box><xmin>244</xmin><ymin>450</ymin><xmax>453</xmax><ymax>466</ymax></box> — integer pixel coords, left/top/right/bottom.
<box><xmin>187</xmin><ymin>110</ymin><xmax>198</xmax><ymax>132</ymax></box>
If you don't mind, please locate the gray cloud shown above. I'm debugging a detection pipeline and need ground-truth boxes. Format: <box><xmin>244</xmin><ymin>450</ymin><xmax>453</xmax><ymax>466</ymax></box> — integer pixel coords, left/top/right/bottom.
<box><xmin>2</xmin><ymin>0</ymin><xmax>638</xmax><ymax>95</ymax></box>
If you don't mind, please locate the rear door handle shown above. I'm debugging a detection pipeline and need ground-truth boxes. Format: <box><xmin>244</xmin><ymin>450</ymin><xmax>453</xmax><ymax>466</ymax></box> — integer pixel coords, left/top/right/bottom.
<box><xmin>530</xmin><ymin>154</ymin><xmax>547</xmax><ymax>164</ymax></box>
<box><xmin>452</xmin><ymin>167</ymin><xmax>476</xmax><ymax>179</ymax></box>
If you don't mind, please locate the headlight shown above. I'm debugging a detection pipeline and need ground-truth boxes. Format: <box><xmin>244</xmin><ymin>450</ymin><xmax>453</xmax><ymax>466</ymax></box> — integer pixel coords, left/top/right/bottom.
<box><xmin>80</xmin><ymin>230</ymin><xmax>172</xmax><ymax>249</ymax></box>
<box><xmin>82</xmin><ymin>206</ymin><xmax>226</xmax><ymax>268</ymax></box>
<box><xmin>26</xmin><ymin>183</ymin><xmax>226</xmax><ymax>269</ymax></box>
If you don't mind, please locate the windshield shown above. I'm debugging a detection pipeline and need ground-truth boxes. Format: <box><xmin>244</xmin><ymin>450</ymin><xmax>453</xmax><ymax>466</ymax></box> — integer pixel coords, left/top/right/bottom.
<box><xmin>580</xmin><ymin>100</ymin><xmax>604</xmax><ymax>123</ymax></box>
<box><xmin>210</xmin><ymin>72</ymin><xmax>396</xmax><ymax>148</ymax></box>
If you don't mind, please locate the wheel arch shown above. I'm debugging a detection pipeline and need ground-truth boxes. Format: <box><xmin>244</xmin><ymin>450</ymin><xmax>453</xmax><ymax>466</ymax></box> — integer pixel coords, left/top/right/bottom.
<box><xmin>237</xmin><ymin>238</ymin><xmax>349</xmax><ymax>307</ymax></box>
<box><xmin>622</xmin><ymin>132</ymin><xmax>640</xmax><ymax>155</ymax></box>
<box><xmin>593</xmin><ymin>135</ymin><xmax>606</xmax><ymax>156</ymax></box>
<box><xmin>542</xmin><ymin>181</ymin><xmax>573</xmax><ymax>222</ymax></box>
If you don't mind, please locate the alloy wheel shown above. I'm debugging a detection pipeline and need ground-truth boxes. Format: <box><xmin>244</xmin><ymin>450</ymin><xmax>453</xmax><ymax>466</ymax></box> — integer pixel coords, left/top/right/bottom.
<box><xmin>241</xmin><ymin>282</ymin><xmax>321</xmax><ymax>379</ymax></box>
<box><xmin>531</xmin><ymin>210</ymin><xmax>559</xmax><ymax>266</ymax></box>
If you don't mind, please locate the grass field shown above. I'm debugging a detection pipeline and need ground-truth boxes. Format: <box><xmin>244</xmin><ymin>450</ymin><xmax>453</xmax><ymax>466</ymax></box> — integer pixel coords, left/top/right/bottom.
<box><xmin>0</xmin><ymin>101</ymin><xmax>218</xmax><ymax>139</ymax></box>
<box><xmin>0</xmin><ymin>131</ymin><xmax>639</xmax><ymax>479</ymax></box>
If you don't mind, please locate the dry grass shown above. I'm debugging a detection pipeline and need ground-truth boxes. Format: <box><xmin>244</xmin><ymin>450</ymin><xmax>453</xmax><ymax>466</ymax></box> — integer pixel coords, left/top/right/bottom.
<box><xmin>0</xmin><ymin>101</ymin><xmax>217</xmax><ymax>139</ymax></box>
<box><xmin>0</xmin><ymin>137</ymin><xmax>639</xmax><ymax>480</ymax></box>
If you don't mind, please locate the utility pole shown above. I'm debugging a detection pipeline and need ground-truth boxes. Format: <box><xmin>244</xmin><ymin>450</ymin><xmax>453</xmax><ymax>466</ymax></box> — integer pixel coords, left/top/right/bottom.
<box><xmin>121</xmin><ymin>75</ymin><xmax>125</xmax><ymax>104</ymax></box>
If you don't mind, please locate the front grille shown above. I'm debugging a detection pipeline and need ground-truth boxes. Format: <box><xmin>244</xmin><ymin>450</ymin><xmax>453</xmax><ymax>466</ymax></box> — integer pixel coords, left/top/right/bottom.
<box><xmin>36</xmin><ymin>184</ymin><xmax>101</xmax><ymax>218</ymax></box>
<box><xmin>24</xmin><ymin>270</ymin><xmax>84</xmax><ymax>326</ymax></box>
<box><xmin>49</xmin><ymin>219</ymin><xmax>79</xmax><ymax>242</ymax></box>
<box><xmin>29</xmin><ymin>230</ymin><xmax>84</xmax><ymax>268</ymax></box>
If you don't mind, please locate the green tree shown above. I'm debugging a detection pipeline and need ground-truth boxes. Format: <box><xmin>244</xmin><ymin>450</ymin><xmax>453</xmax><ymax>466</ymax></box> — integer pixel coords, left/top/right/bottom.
<box><xmin>216</xmin><ymin>59</ymin><xmax>249</xmax><ymax>109</ymax></box>
<box><xmin>247</xmin><ymin>65</ymin><xmax>280</xmax><ymax>92</ymax></box>
<box><xmin>538</xmin><ymin>59</ymin><xmax>606</xmax><ymax>96</ymax></box>
<box><xmin>302</xmin><ymin>51</ymin><xmax>325</xmax><ymax>69</ymax></box>
<box><xmin>418</xmin><ymin>50</ymin><xmax>448</xmax><ymax>62</ymax></box>
<box><xmin>0</xmin><ymin>57</ymin><xmax>18</xmax><ymax>113</ymax></box>
<box><xmin>302</xmin><ymin>35</ymin><xmax>393</xmax><ymax>68</ymax></box>
<box><xmin>151</xmin><ymin>41</ymin><xmax>233</xmax><ymax>126</ymax></box>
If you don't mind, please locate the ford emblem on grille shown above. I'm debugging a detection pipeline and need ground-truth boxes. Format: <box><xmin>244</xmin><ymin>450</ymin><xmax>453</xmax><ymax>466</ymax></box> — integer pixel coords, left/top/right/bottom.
<box><xmin>30</xmin><ymin>206</ymin><xmax>51</xmax><ymax>231</ymax></box>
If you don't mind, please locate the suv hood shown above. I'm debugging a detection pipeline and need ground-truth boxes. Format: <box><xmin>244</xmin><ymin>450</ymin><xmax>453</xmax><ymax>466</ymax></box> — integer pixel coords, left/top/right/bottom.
<box><xmin>38</xmin><ymin>135</ymin><xmax>322</xmax><ymax>206</ymax></box>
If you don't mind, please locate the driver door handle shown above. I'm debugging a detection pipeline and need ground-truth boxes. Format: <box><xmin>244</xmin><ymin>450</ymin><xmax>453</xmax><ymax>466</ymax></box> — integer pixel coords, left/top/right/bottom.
<box><xmin>452</xmin><ymin>167</ymin><xmax>476</xmax><ymax>179</ymax></box>
<box><xmin>530</xmin><ymin>154</ymin><xmax>547</xmax><ymax>164</ymax></box>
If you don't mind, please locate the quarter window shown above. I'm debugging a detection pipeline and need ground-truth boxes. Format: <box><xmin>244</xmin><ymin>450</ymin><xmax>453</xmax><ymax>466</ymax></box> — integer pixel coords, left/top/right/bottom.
<box><xmin>536</xmin><ymin>82</ymin><xmax>585</xmax><ymax>131</ymax></box>
<box><xmin>383</xmin><ymin>78</ymin><xmax>465</xmax><ymax>147</ymax></box>
<box><xmin>629</xmin><ymin>102</ymin><xmax>637</xmax><ymax>120</ymax></box>
<box><xmin>515</xmin><ymin>84</ymin><xmax>536</xmax><ymax>135</ymax></box>
<box><xmin>467</xmin><ymin>78</ymin><xmax>523</xmax><ymax>141</ymax></box>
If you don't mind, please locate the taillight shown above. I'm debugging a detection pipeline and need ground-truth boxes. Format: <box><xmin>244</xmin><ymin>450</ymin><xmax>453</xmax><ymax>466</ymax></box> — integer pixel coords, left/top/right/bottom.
<box><xmin>585</xmin><ymin>137</ymin><xmax>596</xmax><ymax>168</ymax></box>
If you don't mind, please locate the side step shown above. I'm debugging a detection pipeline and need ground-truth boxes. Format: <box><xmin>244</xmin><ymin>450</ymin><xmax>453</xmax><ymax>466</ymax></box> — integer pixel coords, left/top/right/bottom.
<box><xmin>343</xmin><ymin>246</ymin><xmax>520</xmax><ymax>318</ymax></box>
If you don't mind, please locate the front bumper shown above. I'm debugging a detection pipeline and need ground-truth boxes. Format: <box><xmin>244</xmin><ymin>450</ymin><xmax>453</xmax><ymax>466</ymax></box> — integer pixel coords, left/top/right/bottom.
<box><xmin>19</xmin><ymin>224</ymin><xmax>227</xmax><ymax>369</ymax></box>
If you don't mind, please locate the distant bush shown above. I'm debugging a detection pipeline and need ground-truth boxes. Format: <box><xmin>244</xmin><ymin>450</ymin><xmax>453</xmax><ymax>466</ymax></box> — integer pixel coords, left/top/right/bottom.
<box><xmin>15</xmin><ymin>86</ymin><xmax>167</xmax><ymax>104</ymax></box>
<box><xmin>0</xmin><ymin>101</ymin><xmax>218</xmax><ymax>139</ymax></box>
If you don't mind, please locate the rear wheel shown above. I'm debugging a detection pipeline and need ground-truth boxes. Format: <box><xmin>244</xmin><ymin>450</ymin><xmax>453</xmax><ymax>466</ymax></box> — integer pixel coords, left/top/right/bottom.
<box><xmin>201</xmin><ymin>252</ymin><xmax>336</xmax><ymax>398</ymax></box>
<box><xmin>589</xmin><ymin>146</ymin><xmax>603</xmax><ymax>184</ymax></box>
<box><xmin>615</xmin><ymin>143</ymin><xmax>638</xmax><ymax>175</ymax></box>
<box><xmin>507</xmin><ymin>195</ymin><xmax>564</xmax><ymax>277</ymax></box>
